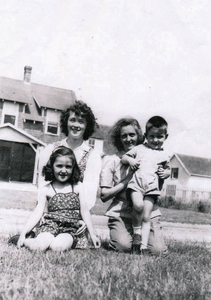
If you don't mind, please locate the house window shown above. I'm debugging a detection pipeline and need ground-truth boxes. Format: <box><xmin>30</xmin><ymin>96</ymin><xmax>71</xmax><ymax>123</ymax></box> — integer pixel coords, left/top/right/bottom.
<box><xmin>171</xmin><ymin>168</ymin><xmax>179</xmax><ymax>179</ymax></box>
<box><xmin>45</xmin><ymin>109</ymin><xmax>60</xmax><ymax>135</ymax></box>
<box><xmin>47</xmin><ymin>122</ymin><xmax>58</xmax><ymax>135</ymax></box>
<box><xmin>4</xmin><ymin>114</ymin><xmax>16</xmax><ymax>125</ymax></box>
<box><xmin>89</xmin><ymin>138</ymin><xmax>95</xmax><ymax>149</ymax></box>
<box><xmin>166</xmin><ymin>185</ymin><xmax>176</xmax><ymax>196</ymax></box>
<box><xmin>2</xmin><ymin>101</ymin><xmax>18</xmax><ymax>126</ymax></box>
<box><xmin>24</xmin><ymin>104</ymin><xmax>30</xmax><ymax>114</ymax></box>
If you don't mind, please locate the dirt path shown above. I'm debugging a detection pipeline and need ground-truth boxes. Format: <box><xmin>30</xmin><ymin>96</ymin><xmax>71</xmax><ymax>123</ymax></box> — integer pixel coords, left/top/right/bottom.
<box><xmin>1</xmin><ymin>208</ymin><xmax>211</xmax><ymax>245</ymax></box>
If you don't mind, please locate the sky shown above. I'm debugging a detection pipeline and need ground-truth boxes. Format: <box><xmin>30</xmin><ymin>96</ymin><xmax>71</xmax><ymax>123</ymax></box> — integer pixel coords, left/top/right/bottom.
<box><xmin>0</xmin><ymin>0</ymin><xmax>211</xmax><ymax>158</ymax></box>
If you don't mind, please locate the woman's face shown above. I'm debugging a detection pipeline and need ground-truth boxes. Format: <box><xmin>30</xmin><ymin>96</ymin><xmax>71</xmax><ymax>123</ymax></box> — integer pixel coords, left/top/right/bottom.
<box><xmin>120</xmin><ymin>125</ymin><xmax>138</xmax><ymax>152</ymax></box>
<box><xmin>67</xmin><ymin>112</ymin><xmax>87</xmax><ymax>140</ymax></box>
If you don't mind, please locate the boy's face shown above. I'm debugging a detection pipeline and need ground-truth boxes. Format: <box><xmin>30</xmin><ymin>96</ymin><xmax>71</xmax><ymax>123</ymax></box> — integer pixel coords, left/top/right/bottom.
<box><xmin>145</xmin><ymin>126</ymin><xmax>168</xmax><ymax>150</ymax></box>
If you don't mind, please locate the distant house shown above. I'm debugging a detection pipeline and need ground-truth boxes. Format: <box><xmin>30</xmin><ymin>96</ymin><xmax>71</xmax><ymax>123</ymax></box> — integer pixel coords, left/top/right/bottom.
<box><xmin>0</xmin><ymin>66</ymin><xmax>104</xmax><ymax>184</ymax></box>
<box><xmin>165</xmin><ymin>153</ymin><xmax>211</xmax><ymax>201</ymax></box>
<box><xmin>88</xmin><ymin>125</ymin><xmax>104</xmax><ymax>154</ymax></box>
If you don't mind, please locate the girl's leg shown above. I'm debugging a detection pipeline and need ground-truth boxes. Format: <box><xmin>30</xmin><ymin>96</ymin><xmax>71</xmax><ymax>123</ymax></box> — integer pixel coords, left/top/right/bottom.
<box><xmin>141</xmin><ymin>196</ymin><xmax>154</xmax><ymax>251</ymax></box>
<box><xmin>24</xmin><ymin>232</ymin><xmax>54</xmax><ymax>251</ymax></box>
<box><xmin>50</xmin><ymin>233</ymin><xmax>74</xmax><ymax>252</ymax></box>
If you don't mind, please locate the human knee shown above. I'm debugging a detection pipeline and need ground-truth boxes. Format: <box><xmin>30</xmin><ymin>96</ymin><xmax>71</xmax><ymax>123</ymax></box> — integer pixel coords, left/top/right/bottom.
<box><xmin>133</xmin><ymin>202</ymin><xmax>144</xmax><ymax>213</ymax></box>
<box><xmin>36</xmin><ymin>232</ymin><xmax>54</xmax><ymax>251</ymax></box>
<box><xmin>142</xmin><ymin>214</ymin><xmax>151</xmax><ymax>223</ymax></box>
<box><xmin>110</xmin><ymin>236</ymin><xmax>131</xmax><ymax>252</ymax></box>
<box><xmin>50</xmin><ymin>234</ymin><xmax>73</xmax><ymax>251</ymax></box>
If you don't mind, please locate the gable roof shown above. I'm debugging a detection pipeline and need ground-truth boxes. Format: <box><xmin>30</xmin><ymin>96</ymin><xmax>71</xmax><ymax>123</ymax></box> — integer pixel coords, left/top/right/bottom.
<box><xmin>173</xmin><ymin>153</ymin><xmax>211</xmax><ymax>178</ymax></box>
<box><xmin>0</xmin><ymin>123</ymin><xmax>46</xmax><ymax>146</ymax></box>
<box><xmin>0</xmin><ymin>76</ymin><xmax>76</xmax><ymax>111</ymax></box>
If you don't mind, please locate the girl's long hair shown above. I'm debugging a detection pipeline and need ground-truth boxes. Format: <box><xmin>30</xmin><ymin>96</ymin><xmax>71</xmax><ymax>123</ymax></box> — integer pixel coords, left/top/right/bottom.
<box><xmin>42</xmin><ymin>146</ymin><xmax>81</xmax><ymax>185</ymax></box>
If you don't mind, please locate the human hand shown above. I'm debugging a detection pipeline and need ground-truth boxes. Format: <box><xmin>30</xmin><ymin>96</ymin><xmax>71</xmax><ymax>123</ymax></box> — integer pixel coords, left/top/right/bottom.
<box><xmin>17</xmin><ymin>233</ymin><xmax>26</xmax><ymax>248</ymax></box>
<box><xmin>129</xmin><ymin>159</ymin><xmax>140</xmax><ymax>171</ymax></box>
<box><xmin>157</xmin><ymin>167</ymin><xmax>171</xmax><ymax>179</ymax></box>
<box><xmin>91</xmin><ymin>235</ymin><xmax>101</xmax><ymax>249</ymax></box>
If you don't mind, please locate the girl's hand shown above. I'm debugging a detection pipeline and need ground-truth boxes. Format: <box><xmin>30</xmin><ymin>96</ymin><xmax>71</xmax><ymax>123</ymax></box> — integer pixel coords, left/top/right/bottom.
<box><xmin>157</xmin><ymin>167</ymin><xmax>171</xmax><ymax>179</ymax></box>
<box><xmin>17</xmin><ymin>233</ymin><xmax>26</xmax><ymax>248</ymax></box>
<box><xmin>91</xmin><ymin>235</ymin><xmax>101</xmax><ymax>248</ymax></box>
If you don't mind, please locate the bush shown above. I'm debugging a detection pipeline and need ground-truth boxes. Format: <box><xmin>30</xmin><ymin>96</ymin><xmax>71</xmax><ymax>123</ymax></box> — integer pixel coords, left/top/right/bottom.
<box><xmin>197</xmin><ymin>201</ymin><xmax>206</xmax><ymax>213</ymax></box>
<box><xmin>158</xmin><ymin>196</ymin><xmax>211</xmax><ymax>214</ymax></box>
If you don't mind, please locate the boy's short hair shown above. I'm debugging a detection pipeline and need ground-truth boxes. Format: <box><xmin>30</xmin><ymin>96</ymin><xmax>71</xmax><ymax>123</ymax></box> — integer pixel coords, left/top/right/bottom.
<box><xmin>145</xmin><ymin>116</ymin><xmax>168</xmax><ymax>134</ymax></box>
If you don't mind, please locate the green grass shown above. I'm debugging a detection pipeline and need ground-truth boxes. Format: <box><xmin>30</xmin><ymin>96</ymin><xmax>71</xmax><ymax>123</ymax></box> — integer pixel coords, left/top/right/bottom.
<box><xmin>1</xmin><ymin>189</ymin><xmax>211</xmax><ymax>225</ymax></box>
<box><xmin>1</xmin><ymin>238</ymin><xmax>211</xmax><ymax>299</ymax></box>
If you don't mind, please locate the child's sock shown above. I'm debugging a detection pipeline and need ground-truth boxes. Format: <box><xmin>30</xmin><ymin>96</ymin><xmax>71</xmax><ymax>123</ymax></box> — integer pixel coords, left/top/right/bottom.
<box><xmin>133</xmin><ymin>226</ymin><xmax>142</xmax><ymax>235</ymax></box>
<box><xmin>141</xmin><ymin>221</ymin><xmax>150</xmax><ymax>248</ymax></box>
<box><xmin>140</xmin><ymin>242</ymin><xmax>148</xmax><ymax>250</ymax></box>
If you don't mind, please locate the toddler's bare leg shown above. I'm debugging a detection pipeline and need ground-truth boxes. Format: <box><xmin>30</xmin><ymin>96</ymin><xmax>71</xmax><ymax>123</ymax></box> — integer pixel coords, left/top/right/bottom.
<box><xmin>130</xmin><ymin>191</ymin><xmax>144</xmax><ymax>253</ymax></box>
<box><xmin>141</xmin><ymin>196</ymin><xmax>154</xmax><ymax>250</ymax></box>
<box><xmin>131</xmin><ymin>191</ymin><xmax>144</xmax><ymax>228</ymax></box>
<box><xmin>50</xmin><ymin>233</ymin><xmax>74</xmax><ymax>251</ymax></box>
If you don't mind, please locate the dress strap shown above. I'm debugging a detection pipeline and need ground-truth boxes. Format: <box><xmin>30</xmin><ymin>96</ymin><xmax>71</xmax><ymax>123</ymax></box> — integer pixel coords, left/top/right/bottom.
<box><xmin>51</xmin><ymin>184</ymin><xmax>57</xmax><ymax>194</ymax></box>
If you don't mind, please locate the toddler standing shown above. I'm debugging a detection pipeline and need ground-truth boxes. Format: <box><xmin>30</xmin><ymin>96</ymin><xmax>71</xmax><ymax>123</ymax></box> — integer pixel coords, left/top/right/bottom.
<box><xmin>122</xmin><ymin>116</ymin><xmax>170</xmax><ymax>253</ymax></box>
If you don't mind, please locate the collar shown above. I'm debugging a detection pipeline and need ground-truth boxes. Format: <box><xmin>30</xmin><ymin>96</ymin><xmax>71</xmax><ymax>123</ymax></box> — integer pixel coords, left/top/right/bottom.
<box><xmin>144</xmin><ymin>143</ymin><xmax>164</xmax><ymax>151</ymax></box>
<box><xmin>62</xmin><ymin>138</ymin><xmax>91</xmax><ymax>152</ymax></box>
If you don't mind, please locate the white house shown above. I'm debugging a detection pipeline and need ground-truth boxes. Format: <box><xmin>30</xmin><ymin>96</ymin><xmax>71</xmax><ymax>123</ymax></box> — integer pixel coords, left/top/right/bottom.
<box><xmin>164</xmin><ymin>153</ymin><xmax>211</xmax><ymax>201</ymax></box>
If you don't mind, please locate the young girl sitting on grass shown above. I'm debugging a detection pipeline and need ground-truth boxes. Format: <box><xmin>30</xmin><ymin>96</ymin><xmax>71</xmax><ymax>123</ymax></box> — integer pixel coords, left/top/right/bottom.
<box><xmin>17</xmin><ymin>146</ymin><xmax>101</xmax><ymax>251</ymax></box>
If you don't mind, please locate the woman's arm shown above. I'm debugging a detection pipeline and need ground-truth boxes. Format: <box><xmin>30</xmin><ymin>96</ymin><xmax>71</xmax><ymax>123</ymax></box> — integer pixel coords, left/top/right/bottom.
<box><xmin>78</xmin><ymin>183</ymin><xmax>101</xmax><ymax>248</ymax></box>
<box><xmin>101</xmin><ymin>169</ymin><xmax>134</xmax><ymax>202</ymax></box>
<box><xmin>17</xmin><ymin>187</ymin><xmax>48</xmax><ymax>247</ymax></box>
<box><xmin>100</xmin><ymin>155</ymin><xmax>134</xmax><ymax>202</ymax></box>
<box><xmin>82</xmin><ymin>149</ymin><xmax>102</xmax><ymax>210</ymax></box>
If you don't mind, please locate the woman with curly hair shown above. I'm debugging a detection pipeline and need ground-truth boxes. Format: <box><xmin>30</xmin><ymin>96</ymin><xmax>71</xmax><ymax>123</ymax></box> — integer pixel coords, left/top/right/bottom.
<box><xmin>39</xmin><ymin>100</ymin><xmax>102</xmax><ymax>210</ymax></box>
<box><xmin>100</xmin><ymin>117</ymin><xmax>168</xmax><ymax>256</ymax></box>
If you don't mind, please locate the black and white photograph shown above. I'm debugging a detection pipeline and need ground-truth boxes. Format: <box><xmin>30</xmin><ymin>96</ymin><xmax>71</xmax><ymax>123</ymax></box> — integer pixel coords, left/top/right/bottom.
<box><xmin>0</xmin><ymin>1</ymin><xmax>211</xmax><ymax>299</ymax></box>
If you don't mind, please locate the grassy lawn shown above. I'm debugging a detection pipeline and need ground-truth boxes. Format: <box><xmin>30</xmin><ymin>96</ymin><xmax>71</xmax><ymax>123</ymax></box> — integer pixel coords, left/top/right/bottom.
<box><xmin>1</xmin><ymin>189</ymin><xmax>211</xmax><ymax>225</ymax></box>
<box><xmin>1</xmin><ymin>238</ymin><xmax>211</xmax><ymax>300</ymax></box>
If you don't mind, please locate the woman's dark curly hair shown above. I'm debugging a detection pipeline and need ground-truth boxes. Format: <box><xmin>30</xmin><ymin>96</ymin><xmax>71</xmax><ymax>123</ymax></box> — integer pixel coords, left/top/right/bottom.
<box><xmin>60</xmin><ymin>100</ymin><xmax>98</xmax><ymax>140</ymax></box>
<box><xmin>110</xmin><ymin>117</ymin><xmax>144</xmax><ymax>152</ymax></box>
<box><xmin>42</xmin><ymin>146</ymin><xmax>81</xmax><ymax>184</ymax></box>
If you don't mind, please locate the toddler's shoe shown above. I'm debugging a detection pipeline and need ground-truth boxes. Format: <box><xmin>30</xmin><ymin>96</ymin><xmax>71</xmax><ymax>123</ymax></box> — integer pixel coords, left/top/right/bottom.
<box><xmin>131</xmin><ymin>234</ymin><xmax>142</xmax><ymax>254</ymax></box>
<box><xmin>140</xmin><ymin>248</ymin><xmax>150</xmax><ymax>256</ymax></box>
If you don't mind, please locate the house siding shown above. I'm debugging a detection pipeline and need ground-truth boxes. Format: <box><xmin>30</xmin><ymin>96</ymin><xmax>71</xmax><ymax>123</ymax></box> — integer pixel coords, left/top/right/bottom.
<box><xmin>168</xmin><ymin>156</ymin><xmax>190</xmax><ymax>187</ymax></box>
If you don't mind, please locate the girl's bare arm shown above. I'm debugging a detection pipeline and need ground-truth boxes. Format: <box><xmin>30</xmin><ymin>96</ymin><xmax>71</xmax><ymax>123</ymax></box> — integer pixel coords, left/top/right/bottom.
<box><xmin>17</xmin><ymin>187</ymin><xmax>48</xmax><ymax>247</ymax></box>
<box><xmin>78</xmin><ymin>183</ymin><xmax>101</xmax><ymax>248</ymax></box>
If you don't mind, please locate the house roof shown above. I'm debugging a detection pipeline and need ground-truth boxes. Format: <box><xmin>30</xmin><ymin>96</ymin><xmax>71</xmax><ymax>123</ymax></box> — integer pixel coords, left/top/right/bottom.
<box><xmin>32</xmin><ymin>83</ymin><xmax>76</xmax><ymax>111</ymax></box>
<box><xmin>174</xmin><ymin>153</ymin><xmax>211</xmax><ymax>178</ymax></box>
<box><xmin>0</xmin><ymin>76</ymin><xmax>76</xmax><ymax>110</ymax></box>
<box><xmin>0</xmin><ymin>123</ymin><xmax>46</xmax><ymax>146</ymax></box>
<box><xmin>91</xmin><ymin>125</ymin><xmax>104</xmax><ymax>139</ymax></box>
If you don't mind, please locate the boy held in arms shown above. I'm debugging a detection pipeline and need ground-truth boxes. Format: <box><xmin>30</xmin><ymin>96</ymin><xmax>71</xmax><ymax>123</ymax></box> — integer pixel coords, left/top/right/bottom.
<box><xmin>122</xmin><ymin>116</ymin><xmax>171</xmax><ymax>253</ymax></box>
